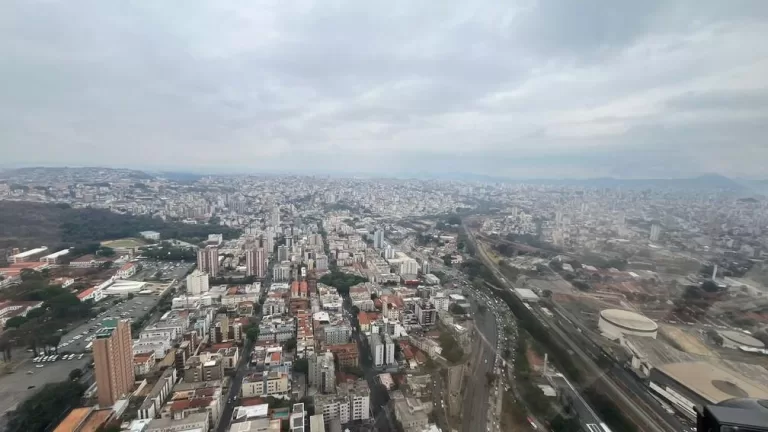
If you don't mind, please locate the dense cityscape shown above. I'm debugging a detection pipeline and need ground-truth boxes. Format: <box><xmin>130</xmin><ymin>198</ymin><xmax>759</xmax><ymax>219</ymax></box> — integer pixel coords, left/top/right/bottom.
<box><xmin>0</xmin><ymin>167</ymin><xmax>766</xmax><ymax>432</ymax></box>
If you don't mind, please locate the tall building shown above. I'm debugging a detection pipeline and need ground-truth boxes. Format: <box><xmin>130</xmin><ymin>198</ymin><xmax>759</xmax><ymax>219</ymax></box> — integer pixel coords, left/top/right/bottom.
<box><xmin>399</xmin><ymin>259</ymin><xmax>419</xmax><ymax>276</ymax></box>
<box><xmin>315</xmin><ymin>255</ymin><xmax>328</xmax><ymax>272</ymax></box>
<box><xmin>309</xmin><ymin>351</ymin><xmax>336</xmax><ymax>394</ymax></box>
<box><xmin>650</xmin><ymin>224</ymin><xmax>662</xmax><ymax>242</ymax></box>
<box><xmin>373</xmin><ymin>230</ymin><xmax>385</xmax><ymax>249</ymax></box>
<box><xmin>271</xmin><ymin>206</ymin><xmax>280</xmax><ymax>227</ymax></box>
<box><xmin>369</xmin><ymin>334</ymin><xmax>384</xmax><ymax>367</ymax></box>
<box><xmin>245</xmin><ymin>247</ymin><xmax>267</xmax><ymax>278</ymax></box>
<box><xmin>420</xmin><ymin>260</ymin><xmax>431</xmax><ymax>275</ymax></box>
<box><xmin>277</xmin><ymin>245</ymin><xmax>289</xmax><ymax>262</ymax></box>
<box><xmin>415</xmin><ymin>301</ymin><xmax>437</xmax><ymax>327</ymax></box>
<box><xmin>384</xmin><ymin>245</ymin><xmax>395</xmax><ymax>260</ymax></box>
<box><xmin>384</xmin><ymin>334</ymin><xmax>396</xmax><ymax>366</ymax></box>
<box><xmin>93</xmin><ymin>319</ymin><xmax>134</xmax><ymax>407</ymax></box>
<box><xmin>186</xmin><ymin>269</ymin><xmax>209</xmax><ymax>295</ymax></box>
<box><xmin>197</xmin><ymin>245</ymin><xmax>219</xmax><ymax>277</ymax></box>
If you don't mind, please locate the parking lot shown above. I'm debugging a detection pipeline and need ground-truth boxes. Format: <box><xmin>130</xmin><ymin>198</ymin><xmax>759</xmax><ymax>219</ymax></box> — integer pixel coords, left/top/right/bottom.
<box><xmin>133</xmin><ymin>261</ymin><xmax>194</xmax><ymax>282</ymax></box>
<box><xmin>0</xmin><ymin>354</ymin><xmax>91</xmax><ymax>416</ymax></box>
<box><xmin>59</xmin><ymin>295</ymin><xmax>161</xmax><ymax>353</ymax></box>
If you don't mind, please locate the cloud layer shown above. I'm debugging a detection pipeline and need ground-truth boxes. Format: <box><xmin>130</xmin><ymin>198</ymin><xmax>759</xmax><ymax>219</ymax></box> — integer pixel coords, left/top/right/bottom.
<box><xmin>2</xmin><ymin>0</ymin><xmax>768</xmax><ymax>178</ymax></box>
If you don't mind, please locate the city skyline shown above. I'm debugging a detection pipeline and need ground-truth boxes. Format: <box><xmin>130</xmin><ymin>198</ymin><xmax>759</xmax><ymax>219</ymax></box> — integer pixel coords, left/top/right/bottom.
<box><xmin>2</xmin><ymin>1</ymin><xmax>767</xmax><ymax>178</ymax></box>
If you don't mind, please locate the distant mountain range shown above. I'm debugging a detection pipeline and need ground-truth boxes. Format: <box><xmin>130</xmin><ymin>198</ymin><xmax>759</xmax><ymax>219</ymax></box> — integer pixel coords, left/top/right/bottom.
<box><xmin>407</xmin><ymin>172</ymin><xmax>762</xmax><ymax>191</ymax></box>
<box><xmin>2</xmin><ymin>166</ymin><xmax>765</xmax><ymax>193</ymax></box>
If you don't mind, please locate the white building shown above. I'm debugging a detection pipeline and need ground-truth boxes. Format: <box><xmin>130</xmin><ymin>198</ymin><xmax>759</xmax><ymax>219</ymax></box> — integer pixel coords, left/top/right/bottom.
<box><xmin>315</xmin><ymin>255</ymin><xmax>329</xmax><ymax>272</ymax></box>
<box><xmin>373</xmin><ymin>230</ymin><xmax>385</xmax><ymax>249</ymax></box>
<box><xmin>399</xmin><ymin>259</ymin><xmax>419</xmax><ymax>276</ymax></box>
<box><xmin>308</xmin><ymin>351</ymin><xmax>336</xmax><ymax>394</ymax></box>
<box><xmin>186</xmin><ymin>270</ymin><xmax>210</xmax><ymax>295</ymax></box>
<box><xmin>369</xmin><ymin>334</ymin><xmax>384</xmax><ymax>368</ymax></box>
<box><xmin>140</xmin><ymin>231</ymin><xmax>161</xmax><ymax>241</ymax></box>
<box><xmin>430</xmin><ymin>294</ymin><xmax>449</xmax><ymax>312</ymax></box>
<box><xmin>245</xmin><ymin>248</ymin><xmax>267</xmax><ymax>278</ymax></box>
<box><xmin>39</xmin><ymin>249</ymin><xmax>70</xmax><ymax>265</ymax></box>
<box><xmin>384</xmin><ymin>334</ymin><xmax>396</xmax><ymax>366</ymax></box>
<box><xmin>650</xmin><ymin>224</ymin><xmax>662</xmax><ymax>242</ymax></box>
<box><xmin>117</xmin><ymin>262</ymin><xmax>138</xmax><ymax>279</ymax></box>
<box><xmin>415</xmin><ymin>301</ymin><xmax>437</xmax><ymax>327</ymax></box>
<box><xmin>11</xmin><ymin>247</ymin><xmax>48</xmax><ymax>264</ymax></box>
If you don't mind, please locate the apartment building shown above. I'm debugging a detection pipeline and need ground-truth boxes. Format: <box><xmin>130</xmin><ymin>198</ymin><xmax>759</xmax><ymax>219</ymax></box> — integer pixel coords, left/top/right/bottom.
<box><xmin>93</xmin><ymin>319</ymin><xmax>135</xmax><ymax>407</ymax></box>
<box><xmin>241</xmin><ymin>371</ymin><xmax>291</xmax><ymax>398</ymax></box>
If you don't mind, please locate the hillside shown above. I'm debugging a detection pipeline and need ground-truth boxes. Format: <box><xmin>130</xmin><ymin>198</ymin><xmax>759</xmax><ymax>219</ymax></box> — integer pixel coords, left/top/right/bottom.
<box><xmin>0</xmin><ymin>201</ymin><xmax>240</xmax><ymax>259</ymax></box>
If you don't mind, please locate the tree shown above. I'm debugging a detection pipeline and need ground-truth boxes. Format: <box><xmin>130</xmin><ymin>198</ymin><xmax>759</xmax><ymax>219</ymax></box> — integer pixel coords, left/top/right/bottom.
<box><xmin>294</xmin><ymin>358</ymin><xmax>309</xmax><ymax>374</ymax></box>
<box><xmin>96</xmin><ymin>247</ymin><xmax>115</xmax><ymax>257</ymax></box>
<box><xmin>449</xmin><ymin>303</ymin><xmax>466</xmax><ymax>315</ymax></box>
<box><xmin>442</xmin><ymin>254</ymin><xmax>453</xmax><ymax>267</ymax></box>
<box><xmin>283</xmin><ymin>338</ymin><xmax>297</xmax><ymax>352</ymax></box>
<box><xmin>69</xmin><ymin>368</ymin><xmax>83</xmax><ymax>381</ymax></box>
<box><xmin>127</xmin><ymin>293</ymin><xmax>135</xmax><ymax>300</ymax></box>
<box><xmin>4</xmin><ymin>316</ymin><xmax>27</xmax><ymax>329</ymax></box>
<box><xmin>20</xmin><ymin>269</ymin><xmax>44</xmax><ymax>282</ymax></box>
<box><xmin>245</xmin><ymin>325</ymin><xmax>260</xmax><ymax>342</ymax></box>
<box><xmin>25</xmin><ymin>307</ymin><xmax>45</xmax><ymax>320</ymax></box>
<box><xmin>5</xmin><ymin>381</ymin><xmax>86</xmax><ymax>432</ymax></box>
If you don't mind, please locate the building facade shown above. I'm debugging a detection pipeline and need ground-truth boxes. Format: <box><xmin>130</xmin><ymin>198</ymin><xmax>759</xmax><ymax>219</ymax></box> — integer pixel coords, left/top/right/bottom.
<box><xmin>94</xmin><ymin>319</ymin><xmax>135</xmax><ymax>407</ymax></box>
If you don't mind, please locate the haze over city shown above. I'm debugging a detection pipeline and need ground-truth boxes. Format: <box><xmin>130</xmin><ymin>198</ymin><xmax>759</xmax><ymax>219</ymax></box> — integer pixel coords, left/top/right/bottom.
<box><xmin>2</xmin><ymin>0</ymin><xmax>768</xmax><ymax>178</ymax></box>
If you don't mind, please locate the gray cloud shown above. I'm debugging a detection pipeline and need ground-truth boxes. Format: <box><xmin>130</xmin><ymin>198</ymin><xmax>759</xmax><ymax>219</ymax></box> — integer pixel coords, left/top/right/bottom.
<box><xmin>1</xmin><ymin>0</ymin><xmax>768</xmax><ymax>178</ymax></box>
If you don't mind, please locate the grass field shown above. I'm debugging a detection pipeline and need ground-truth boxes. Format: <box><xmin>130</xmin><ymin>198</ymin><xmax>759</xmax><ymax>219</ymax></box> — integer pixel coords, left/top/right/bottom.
<box><xmin>101</xmin><ymin>237</ymin><xmax>146</xmax><ymax>248</ymax></box>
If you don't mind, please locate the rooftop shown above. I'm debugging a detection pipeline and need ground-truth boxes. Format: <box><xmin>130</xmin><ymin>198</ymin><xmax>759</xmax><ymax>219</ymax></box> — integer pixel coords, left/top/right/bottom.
<box><xmin>658</xmin><ymin>361</ymin><xmax>768</xmax><ymax>404</ymax></box>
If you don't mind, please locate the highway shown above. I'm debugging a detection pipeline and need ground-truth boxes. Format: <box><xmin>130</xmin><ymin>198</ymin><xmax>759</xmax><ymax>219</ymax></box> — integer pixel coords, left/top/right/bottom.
<box><xmin>463</xmin><ymin>221</ymin><xmax>671</xmax><ymax>432</ymax></box>
<box><xmin>461</xmin><ymin>298</ymin><xmax>497</xmax><ymax>432</ymax></box>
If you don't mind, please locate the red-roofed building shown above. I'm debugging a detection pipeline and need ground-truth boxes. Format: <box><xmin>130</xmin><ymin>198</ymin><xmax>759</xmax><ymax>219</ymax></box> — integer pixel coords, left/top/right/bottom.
<box><xmin>358</xmin><ymin>312</ymin><xmax>371</xmax><ymax>333</ymax></box>
<box><xmin>0</xmin><ymin>300</ymin><xmax>43</xmax><ymax>326</ymax></box>
<box><xmin>117</xmin><ymin>262</ymin><xmax>137</xmax><ymax>279</ymax></box>
<box><xmin>327</xmin><ymin>343</ymin><xmax>359</xmax><ymax>368</ymax></box>
<box><xmin>69</xmin><ymin>254</ymin><xmax>112</xmax><ymax>268</ymax></box>
<box><xmin>134</xmin><ymin>352</ymin><xmax>156</xmax><ymax>376</ymax></box>
<box><xmin>77</xmin><ymin>287</ymin><xmax>104</xmax><ymax>303</ymax></box>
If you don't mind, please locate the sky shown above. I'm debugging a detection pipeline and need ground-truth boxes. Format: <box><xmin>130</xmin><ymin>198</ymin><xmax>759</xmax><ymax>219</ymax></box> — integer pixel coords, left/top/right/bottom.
<box><xmin>1</xmin><ymin>0</ymin><xmax>768</xmax><ymax>179</ymax></box>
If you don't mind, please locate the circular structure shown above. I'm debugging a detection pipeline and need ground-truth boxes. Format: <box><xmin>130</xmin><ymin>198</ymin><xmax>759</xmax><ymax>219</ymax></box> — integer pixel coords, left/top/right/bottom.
<box><xmin>598</xmin><ymin>309</ymin><xmax>658</xmax><ymax>339</ymax></box>
<box><xmin>718</xmin><ymin>330</ymin><xmax>765</xmax><ymax>349</ymax></box>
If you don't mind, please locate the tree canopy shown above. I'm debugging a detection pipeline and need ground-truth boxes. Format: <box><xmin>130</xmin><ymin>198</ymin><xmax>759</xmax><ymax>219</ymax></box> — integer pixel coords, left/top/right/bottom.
<box><xmin>6</xmin><ymin>381</ymin><xmax>86</xmax><ymax>432</ymax></box>
<box><xmin>318</xmin><ymin>271</ymin><xmax>367</xmax><ymax>296</ymax></box>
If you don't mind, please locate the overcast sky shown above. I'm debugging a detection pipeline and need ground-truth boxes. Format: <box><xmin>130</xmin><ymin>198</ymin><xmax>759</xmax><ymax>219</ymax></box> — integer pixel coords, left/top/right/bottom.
<box><xmin>2</xmin><ymin>1</ymin><xmax>768</xmax><ymax>178</ymax></box>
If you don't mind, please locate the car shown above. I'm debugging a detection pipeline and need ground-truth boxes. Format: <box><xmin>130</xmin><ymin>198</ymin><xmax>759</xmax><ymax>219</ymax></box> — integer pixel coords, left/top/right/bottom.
<box><xmin>26</xmin><ymin>370</ymin><xmax>33</xmax><ymax>374</ymax></box>
<box><xmin>36</xmin><ymin>364</ymin><xmax>44</xmax><ymax>368</ymax></box>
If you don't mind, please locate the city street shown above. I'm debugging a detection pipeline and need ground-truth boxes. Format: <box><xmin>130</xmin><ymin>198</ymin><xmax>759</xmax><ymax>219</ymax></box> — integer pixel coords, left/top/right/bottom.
<box><xmin>216</xmin><ymin>272</ymin><xmax>271</xmax><ymax>432</ymax></box>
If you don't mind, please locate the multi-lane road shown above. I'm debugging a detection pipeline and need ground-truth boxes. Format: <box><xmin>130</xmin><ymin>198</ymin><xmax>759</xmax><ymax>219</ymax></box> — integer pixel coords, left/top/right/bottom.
<box><xmin>461</xmin><ymin>297</ymin><xmax>498</xmax><ymax>432</ymax></box>
<box><xmin>464</xmin><ymin>221</ymin><xmax>681</xmax><ymax>432</ymax></box>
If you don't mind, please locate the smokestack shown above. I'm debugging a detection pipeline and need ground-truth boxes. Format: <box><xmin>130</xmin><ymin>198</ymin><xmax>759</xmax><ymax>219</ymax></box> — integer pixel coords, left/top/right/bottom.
<box><xmin>543</xmin><ymin>353</ymin><xmax>548</xmax><ymax>376</ymax></box>
<box><xmin>712</xmin><ymin>265</ymin><xmax>718</xmax><ymax>281</ymax></box>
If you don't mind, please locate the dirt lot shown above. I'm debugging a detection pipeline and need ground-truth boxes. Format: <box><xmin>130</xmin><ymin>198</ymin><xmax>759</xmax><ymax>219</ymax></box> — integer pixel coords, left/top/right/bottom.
<box><xmin>659</xmin><ymin>324</ymin><xmax>714</xmax><ymax>356</ymax></box>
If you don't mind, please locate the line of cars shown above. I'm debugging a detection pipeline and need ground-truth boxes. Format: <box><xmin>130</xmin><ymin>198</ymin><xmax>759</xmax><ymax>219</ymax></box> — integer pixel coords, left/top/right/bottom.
<box><xmin>30</xmin><ymin>353</ymin><xmax>85</xmax><ymax>368</ymax></box>
<box><xmin>59</xmin><ymin>326</ymin><xmax>99</xmax><ymax>350</ymax></box>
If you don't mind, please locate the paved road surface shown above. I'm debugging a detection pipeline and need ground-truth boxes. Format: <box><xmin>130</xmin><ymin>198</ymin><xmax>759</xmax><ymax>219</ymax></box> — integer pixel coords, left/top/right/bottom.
<box><xmin>216</xmin><ymin>339</ymin><xmax>253</xmax><ymax>432</ymax></box>
<box><xmin>461</xmin><ymin>299</ymin><xmax>497</xmax><ymax>432</ymax></box>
